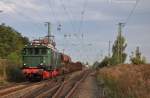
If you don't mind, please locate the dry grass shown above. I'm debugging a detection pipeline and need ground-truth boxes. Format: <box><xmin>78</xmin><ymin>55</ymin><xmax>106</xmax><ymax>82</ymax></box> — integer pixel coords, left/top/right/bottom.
<box><xmin>97</xmin><ymin>64</ymin><xmax>150</xmax><ymax>98</ymax></box>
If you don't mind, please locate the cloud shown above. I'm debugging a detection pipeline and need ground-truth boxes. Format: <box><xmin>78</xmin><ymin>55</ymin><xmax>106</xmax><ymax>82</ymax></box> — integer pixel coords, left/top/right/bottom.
<box><xmin>0</xmin><ymin>1</ymin><xmax>16</xmax><ymax>13</ymax></box>
<box><xmin>0</xmin><ymin>0</ymin><xmax>150</xmax><ymax>63</ymax></box>
<box><xmin>0</xmin><ymin>0</ymin><xmax>114</xmax><ymax>23</ymax></box>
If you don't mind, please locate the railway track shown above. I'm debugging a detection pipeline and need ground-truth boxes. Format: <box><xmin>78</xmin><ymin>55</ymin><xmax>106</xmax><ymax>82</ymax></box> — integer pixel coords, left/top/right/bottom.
<box><xmin>0</xmin><ymin>80</ymin><xmax>52</xmax><ymax>98</ymax></box>
<box><xmin>22</xmin><ymin>70</ymin><xmax>86</xmax><ymax>98</ymax></box>
<box><xmin>22</xmin><ymin>71</ymin><xmax>88</xmax><ymax>98</ymax></box>
<box><xmin>0</xmin><ymin>82</ymin><xmax>29</xmax><ymax>90</ymax></box>
<box><xmin>33</xmin><ymin>70</ymin><xmax>90</xmax><ymax>98</ymax></box>
<box><xmin>52</xmin><ymin>70</ymin><xmax>90</xmax><ymax>98</ymax></box>
<box><xmin>0</xmin><ymin>70</ymin><xmax>88</xmax><ymax>98</ymax></box>
<box><xmin>65</xmin><ymin>70</ymin><xmax>90</xmax><ymax>98</ymax></box>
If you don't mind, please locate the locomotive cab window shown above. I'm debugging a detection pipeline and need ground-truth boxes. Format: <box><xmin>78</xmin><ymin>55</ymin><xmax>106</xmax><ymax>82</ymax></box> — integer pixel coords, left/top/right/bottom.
<box><xmin>28</xmin><ymin>48</ymin><xmax>33</xmax><ymax>55</ymax></box>
<box><xmin>22</xmin><ymin>48</ymin><xmax>27</xmax><ymax>55</ymax></box>
<box><xmin>41</xmin><ymin>48</ymin><xmax>47</xmax><ymax>55</ymax></box>
<box><xmin>34</xmin><ymin>48</ymin><xmax>39</xmax><ymax>55</ymax></box>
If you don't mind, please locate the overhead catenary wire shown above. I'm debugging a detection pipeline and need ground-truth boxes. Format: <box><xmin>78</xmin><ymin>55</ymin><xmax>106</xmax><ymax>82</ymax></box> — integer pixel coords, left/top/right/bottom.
<box><xmin>47</xmin><ymin>0</ymin><xmax>58</xmax><ymax>23</ymax></box>
<box><xmin>77</xmin><ymin>0</ymin><xmax>89</xmax><ymax>62</ymax></box>
<box><xmin>78</xmin><ymin>0</ymin><xmax>88</xmax><ymax>34</ymax></box>
<box><xmin>58</xmin><ymin>0</ymin><xmax>81</xmax><ymax>56</ymax></box>
<box><xmin>47</xmin><ymin>0</ymin><xmax>62</xmax><ymax>30</ymax></box>
<box><xmin>124</xmin><ymin>0</ymin><xmax>140</xmax><ymax>25</ymax></box>
<box><xmin>0</xmin><ymin>0</ymin><xmax>43</xmax><ymax>32</ymax></box>
<box><xmin>59</xmin><ymin>0</ymin><xmax>76</xmax><ymax>32</ymax></box>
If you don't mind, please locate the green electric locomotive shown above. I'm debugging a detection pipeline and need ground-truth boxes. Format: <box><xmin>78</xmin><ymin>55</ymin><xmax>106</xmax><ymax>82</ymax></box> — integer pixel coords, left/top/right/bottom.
<box><xmin>22</xmin><ymin>38</ymin><xmax>71</xmax><ymax>81</ymax></box>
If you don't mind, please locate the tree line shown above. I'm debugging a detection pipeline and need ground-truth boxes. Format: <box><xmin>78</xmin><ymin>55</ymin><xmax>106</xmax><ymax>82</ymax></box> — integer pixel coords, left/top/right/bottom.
<box><xmin>0</xmin><ymin>23</ymin><xmax>29</xmax><ymax>65</ymax></box>
<box><xmin>93</xmin><ymin>31</ymin><xmax>147</xmax><ymax>68</ymax></box>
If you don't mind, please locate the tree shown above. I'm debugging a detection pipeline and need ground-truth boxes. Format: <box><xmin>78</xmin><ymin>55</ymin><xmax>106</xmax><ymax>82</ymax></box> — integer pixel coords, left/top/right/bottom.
<box><xmin>111</xmin><ymin>32</ymin><xmax>127</xmax><ymax>65</ymax></box>
<box><xmin>86</xmin><ymin>62</ymin><xmax>89</xmax><ymax>65</ymax></box>
<box><xmin>94</xmin><ymin>56</ymin><xmax>111</xmax><ymax>69</ymax></box>
<box><xmin>0</xmin><ymin>23</ymin><xmax>29</xmax><ymax>64</ymax></box>
<box><xmin>99</xmin><ymin>56</ymin><xmax>111</xmax><ymax>67</ymax></box>
<box><xmin>93</xmin><ymin>61</ymin><xmax>100</xmax><ymax>69</ymax></box>
<box><xmin>130</xmin><ymin>47</ymin><xmax>146</xmax><ymax>64</ymax></box>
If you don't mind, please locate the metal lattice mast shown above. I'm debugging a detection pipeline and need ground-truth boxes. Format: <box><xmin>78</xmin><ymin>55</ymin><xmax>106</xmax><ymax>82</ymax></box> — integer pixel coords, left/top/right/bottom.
<box><xmin>45</xmin><ymin>22</ymin><xmax>51</xmax><ymax>44</ymax></box>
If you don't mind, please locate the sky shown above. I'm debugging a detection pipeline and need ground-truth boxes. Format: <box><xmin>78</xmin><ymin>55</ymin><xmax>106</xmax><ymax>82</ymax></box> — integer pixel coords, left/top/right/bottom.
<box><xmin>0</xmin><ymin>0</ymin><xmax>150</xmax><ymax>64</ymax></box>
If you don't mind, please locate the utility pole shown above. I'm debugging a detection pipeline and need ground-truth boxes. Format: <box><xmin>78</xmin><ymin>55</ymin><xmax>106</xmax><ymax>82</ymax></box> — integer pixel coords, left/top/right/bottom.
<box><xmin>45</xmin><ymin>22</ymin><xmax>51</xmax><ymax>44</ymax></box>
<box><xmin>108</xmin><ymin>40</ymin><xmax>111</xmax><ymax>57</ymax></box>
<box><xmin>62</xmin><ymin>49</ymin><xmax>65</xmax><ymax>54</ymax></box>
<box><xmin>108</xmin><ymin>40</ymin><xmax>111</xmax><ymax>66</ymax></box>
<box><xmin>100</xmin><ymin>50</ymin><xmax>103</xmax><ymax>61</ymax></box>
<box><xmin>118</xmin><ymin>22</ymin><xmax>125</xmax><ymax>64</ymax></box>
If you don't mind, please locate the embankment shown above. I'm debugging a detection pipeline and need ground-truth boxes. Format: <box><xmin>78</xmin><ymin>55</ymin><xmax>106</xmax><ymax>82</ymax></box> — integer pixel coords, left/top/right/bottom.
<box><xmin>97</xmin><ymin>64</ymin><xmax>150</xmax><ymax>98</ymax></box>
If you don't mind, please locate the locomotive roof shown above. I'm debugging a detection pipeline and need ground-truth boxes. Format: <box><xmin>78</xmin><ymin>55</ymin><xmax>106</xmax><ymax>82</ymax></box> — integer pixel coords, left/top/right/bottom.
<box><xmin>24</xmin><ymin>44</ymin><xmax>58</xmax><ymax>52</ymax></box>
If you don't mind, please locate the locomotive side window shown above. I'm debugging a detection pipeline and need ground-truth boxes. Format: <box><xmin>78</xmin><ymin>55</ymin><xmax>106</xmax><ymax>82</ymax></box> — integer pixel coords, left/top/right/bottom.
<box><xmin>41</xmin><ymin>49</ymin><xmax>47</xmax><ymax>55</ymax></box>
<box><xmin>22</xmin><ymin>48</ymin><xmax>27</xmax><ymax>55</ymax></box>
<box><xmin>34</xmin><ymin>48</ymin><xmax>39</xmax><ymax>55</ymax></box>
<box><xmin>28</xmin><ymin>48</ymin><xmax>33</xmax><ymax>55</ymax></box>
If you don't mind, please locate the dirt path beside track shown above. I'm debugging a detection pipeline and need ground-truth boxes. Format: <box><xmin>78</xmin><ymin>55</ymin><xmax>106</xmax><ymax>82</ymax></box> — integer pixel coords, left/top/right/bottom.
<box><xmin>76</xmin><ymin>72</ymin><xmax>104</xmax><ymax>98</ymax></box>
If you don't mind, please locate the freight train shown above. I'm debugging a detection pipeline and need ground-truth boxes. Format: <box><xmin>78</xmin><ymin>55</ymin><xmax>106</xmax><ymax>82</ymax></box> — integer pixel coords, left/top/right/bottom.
<box><xmin>21</xmin><ymin>38</ymin><xmax>82</xmax><ymax>81</ymax></box>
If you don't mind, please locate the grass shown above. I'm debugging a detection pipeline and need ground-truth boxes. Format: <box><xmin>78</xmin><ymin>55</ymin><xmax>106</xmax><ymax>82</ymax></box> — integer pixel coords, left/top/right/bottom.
<box><xmin>96</xmin><ymin>64</ymin><xmax>150</xmax><ymax>98</ymax></box>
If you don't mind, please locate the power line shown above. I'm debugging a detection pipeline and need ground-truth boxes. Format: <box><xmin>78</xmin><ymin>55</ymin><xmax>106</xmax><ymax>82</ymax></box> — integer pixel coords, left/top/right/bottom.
<box><xmin>78</xmin><ymin>0</ymin><xmax>88</xmax><ymax>34</ymax></box>
<box><xmin>125</xmin><ymin>0</ymin><xmax>140</xmax><ymax>25</ymax></box>
<box><xmin>47</xmin><ymin>0</ymin><xmax>57</xmax><ymax>23</ymax></box>
<box><xmin>77</xmin><ymin>0</ymin><xmax>89</xmax><ymax>62</ymax></box>
<box><xmin>0</xmin><ymin>1</ymin><xmax>43</xmax><ymax>31</ymax></box>
<box><xmin>47</xmin><ymin>0</ymin><xmax>62</xmax><ymax>31</ymax></box>
<box><xmin>59</xmin><ymin>0</ymin><xmax>76</xmax><ymax>32</ymax></box>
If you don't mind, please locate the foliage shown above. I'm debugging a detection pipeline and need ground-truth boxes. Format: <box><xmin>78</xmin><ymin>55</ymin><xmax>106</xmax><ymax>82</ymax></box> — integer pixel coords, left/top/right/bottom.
<box><xmin>95</xmin><ymin>33</ymin><xmax>127</xmax><ymax>68</ymax></box>
<box><xmin>0</xmin><ymin>59</ymin><xmax>25</xmax><ymax>82</ymax></box>
<box><xmin>7</xmin><ymin>52</ymin><xmax>22</xmax><ymax>66</ymax></box>
<box><xmin>6</xmin><ymin>65</ymin><xmax>25</xmax><ymax>82</ymax></box>
<box><xmin>99</xmin><ymin>56</ymin><xmax>111</xmax><ymax>68</ymax></box>
<box><xmin>93</xmin><ymin>61</ymin><xmax>100</xmax><ymax>69</ymax></box>
<box><xmin>111</xmin><ymin>33</ymin><xmax>127</xmax><ymax>65</ymax></box>
<box><xmin>0</xmin><ymin>24</ymin><xmax>28</xmax><ymax>82</ymax></box>
<box><xmin>0</xmin><ymin>23</ymin><xmax>29</xmax><ymax>64</ymax></box>
<box><xmin>130</xmin><ymin>47</ymin><xmax>146</xmax><ymax>64</ymax></box>
<box><xmin>85</xmin><ymin>62</ymin><xmax>89</xmax><ymax>65</ymax></box>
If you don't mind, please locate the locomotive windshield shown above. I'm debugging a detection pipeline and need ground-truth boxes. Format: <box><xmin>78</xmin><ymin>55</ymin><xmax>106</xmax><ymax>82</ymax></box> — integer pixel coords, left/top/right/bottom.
<box><xmin>23</xmin><ymin>48</ymin><xmax>47</xmax><ymax>55</ymax></box>
<box><xmin>34</xmin><ymin>48</ymin><xmax>39</xmax><ymax>55</ymax></box>
<box><xmin>28</xmin><ymin>48</ymin><xmax>33</xmax><ymax>55</ymax></box>
<box><xmin>41</xmin><ymin>49</ymin><xmax>47</xmax><ymax>55</ymax></box>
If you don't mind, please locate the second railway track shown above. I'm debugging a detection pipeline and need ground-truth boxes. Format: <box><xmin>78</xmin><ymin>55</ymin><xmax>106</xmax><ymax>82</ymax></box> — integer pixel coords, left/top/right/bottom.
<box><xmin>51</xmin><ymin>70</ymin><xmax>90</xmax><ymax>98</ymax></box>
<box><xmin>0</xmin><ymin>80</ymin><xmax>53</xmax><ymax>98</ymax></box>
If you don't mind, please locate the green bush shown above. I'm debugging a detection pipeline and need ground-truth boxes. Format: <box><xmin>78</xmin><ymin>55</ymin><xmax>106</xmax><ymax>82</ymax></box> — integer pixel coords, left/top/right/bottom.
<box><xmin>7</xmin><ymin>52</ymin><xmax>22</xmax><ymax>66</ymax></box>
<box><xmin>0</xmin><ymin>60</ymin><xmax>25</xmax><ymax>82</ymax></box>
<box><xmin>6</xmin><ymin>66</ymin><xmax>25</xmax><ymax>82</ymax></box>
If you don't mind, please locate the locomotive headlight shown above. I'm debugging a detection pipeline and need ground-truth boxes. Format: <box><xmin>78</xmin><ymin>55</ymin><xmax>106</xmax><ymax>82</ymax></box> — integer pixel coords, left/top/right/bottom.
<box><xmin>43</xmin><ymin>60</ymin><xmax>45</xmax><ymax>63</ymax></box>
<box><xmin>40</xmin><ymin>63</ymin><xmax>43</xmax><ymax>65</ymax></box>
<box><xmin>23</xmin><ymin>63</ymin><xmax>26</xmax><ymax>66</ymax></box>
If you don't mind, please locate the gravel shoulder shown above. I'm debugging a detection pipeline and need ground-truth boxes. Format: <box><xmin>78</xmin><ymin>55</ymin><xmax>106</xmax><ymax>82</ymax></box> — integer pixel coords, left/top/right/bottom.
<box><xmin>76</xmin><ymin>72</ymin><xmax>100</xmax><ymax>98</ymax></box>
